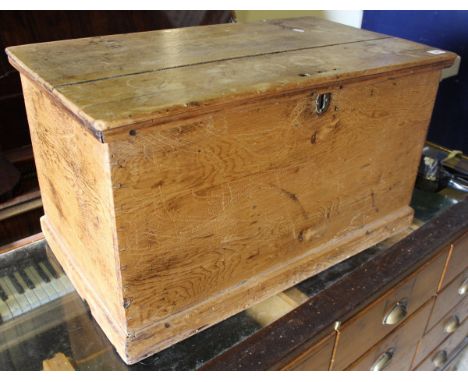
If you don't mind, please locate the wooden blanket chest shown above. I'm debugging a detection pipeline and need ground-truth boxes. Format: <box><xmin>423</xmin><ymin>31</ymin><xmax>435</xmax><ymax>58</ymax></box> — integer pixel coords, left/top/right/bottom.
<box><xmin>6</xmin><ymin>17</ymin><xmax>456</xmax><ymax>364</ymax></box>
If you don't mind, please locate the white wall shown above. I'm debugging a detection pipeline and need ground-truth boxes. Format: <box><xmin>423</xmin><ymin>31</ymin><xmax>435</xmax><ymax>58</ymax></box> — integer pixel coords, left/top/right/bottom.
<box><xmin>322</xmin><ymin>10</ymin><xmax>363</xmax><ymax>28</ymax></box>
<box><xmin>235</xmin><ymin>10</ymin><xmax>363</xmax><ymax>28</ymax></box>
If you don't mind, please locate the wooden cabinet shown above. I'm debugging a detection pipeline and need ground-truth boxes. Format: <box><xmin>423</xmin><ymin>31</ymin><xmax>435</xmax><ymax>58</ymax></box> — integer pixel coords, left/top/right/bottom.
<box><xmin>281</xmin><ymin>334</ymin><xmax>335</xmax><ymax>371</ymax></box>
<box><xmin>347</xmin><ymin>300</ymin><xmax>433</xmax><ymax>371</ymax></box>
<box><xmin>329</xmin><ymin>223</ymin><xmax>467</xmax><ymax>371</ymax></box>
<box><xmin>409</xmin><ymin>233</ymin><xmax>468</xmax><ymax>370</ymax></box>
<box><xmin>414</xmin><ymin>300</ymin><xmax>468</xmax><ymax>366</ymax></box>
<box><xmin>415</xmin><ymin>318</ymin><xmax>468</xmax><ymax>370</ymax></box>
<box><xmin>440</xmin><ymin>233</ymin><xmax>468</xmax><ymax>290</ymax></box>
<box><xmin>427</xmin><ymin>270</ymin><xmax>468</xmax><ymax>331</ymax></box>
<box><xmin>332</xmin><ymin>253</ymin><xmax>446</xmax><ymax>370</ymax></box>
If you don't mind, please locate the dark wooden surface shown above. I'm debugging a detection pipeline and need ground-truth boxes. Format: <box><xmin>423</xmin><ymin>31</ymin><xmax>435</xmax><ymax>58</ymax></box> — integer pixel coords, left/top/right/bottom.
<box><xmin>0</xmin><ymin>11</ymin><xmax>232</xmax><ymax>244</ymax></box>
<box><xmin>0</xmin><ymin>11</ymin><xmax>233</xmax><ymax>151</ymax></box>
<box><xmin>0</xmin><ymin>206</ymin><xmax>43</xmax><ymax>246</ymax></box>
<box><xmin>201</xmin><ymin>199</ymin><xmax>468</xmax><ymax>370</ymax></box>
<box><xmin>0</xmin><ymin>146</ymin><xmax>42</xmax><ymax>245</ymax></box>
<box><xmin>0</xmin><ymin>152</ymin><xmax>20</xmax><ymax>200</ymax></box>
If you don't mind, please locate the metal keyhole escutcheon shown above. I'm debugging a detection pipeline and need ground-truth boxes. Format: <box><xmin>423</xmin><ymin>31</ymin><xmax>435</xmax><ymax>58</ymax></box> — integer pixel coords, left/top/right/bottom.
<box><xmin>315</xmin><ymin>92</ymin><xmax>331</xmax><ymax>115</ymax></box>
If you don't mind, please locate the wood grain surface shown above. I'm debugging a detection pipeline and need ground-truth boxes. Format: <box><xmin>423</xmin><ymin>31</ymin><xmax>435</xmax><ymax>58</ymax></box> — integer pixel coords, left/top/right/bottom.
<box><xmin>281</xmin><ymin>332</ymin><xmax>335</xmax><ymax>370</ymax></box>
<box><xmin>347</xmin><ymin>299</ymin><xmax>434</xmax><ymax>371</ymax></box>
<box><xmin>201</xmin><ymin>201</ymin><xmax>468</xmax><ymax>370</ymax></box>
<box><xmin>332</xmin><ymin>251</ymin><xmax>446</xmax><ymax>370</ymax></box>
<box><xmin>21</xmin><ymin>77</ymin><xmax>127</xmax><ymax>341</ymax></box>
<box><xmin>413</xmin><ymin>298</ymin><xmax>468</xmax><ymax>366</ymax></box>
<box><xmin>440</xmin><ymin>232</ymin><xmax>468</xmax><ymax>290</ymax></box>
<box><xmin>6</xmin><ymin>17</ymin><xmax>456</xmax><ymax>135</ymax></box>
<box><xmin>110</xmin><ymin>70</ymin><xmax>441</xmax><ymax>334</ymax></box>
<box><xmin>426</xmin><ymin>269</ymin><xmax>468</xmax><ymax>331</ymax></box>
<box><xmin>42</xmin><ymin>352</ymin><xmax>75</xmax><ymax>371</ymax></box>
<box><xmin>7</xmin><ymin>17</ymin><xmax>383</xmax><ymax>87</ymax></box>
<box><xmin>414</xmin><ymin>317</ymin><xmax>468</xmax><ymax>370</ymax></box>
<box><xmin>9</xmin><ymin>16</ymin><xmax>457</xmax><ymax>364</ymax></box>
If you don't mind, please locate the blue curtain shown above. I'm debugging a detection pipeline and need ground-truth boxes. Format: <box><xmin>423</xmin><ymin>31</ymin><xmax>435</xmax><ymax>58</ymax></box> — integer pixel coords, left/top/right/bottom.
<box><xmin>362</xmin><ymin>11</ymin><xmax>468</xmax><ymax>152</ymax></box>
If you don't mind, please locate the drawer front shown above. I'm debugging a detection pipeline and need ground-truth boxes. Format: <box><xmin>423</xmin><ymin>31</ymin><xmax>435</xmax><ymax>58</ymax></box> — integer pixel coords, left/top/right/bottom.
<box><xmin>282</xmin><ymin>333</ymin><xmax>335</xmax><ymax>371</ymax></box>
<box><xmin>441</xmin><ymin>233</ymin><xmax>468</xmax><ymax>290</ymax></box>
<box><xmin>427</xmin><ymin>269</ymin><xmax>468</xmax><ymax>331</ymax></box>
<box><xmin>414</xmin><ymin>297</ymin><xmax>468</xmax><ymax>366</ymax></box>
<box><xmin>332</xmin><ymin>252</ymin><xmax>446</xmax><ymax>370</ymax></box>
<box><xmin>415</xmin><ymin>317</ymin><xmax>468</xmax><ymax>371</ymax></box>
<box><xmin>347</xmin><ymin>299</ymin><xmax>433</xmax><ymax>371</ymax></box>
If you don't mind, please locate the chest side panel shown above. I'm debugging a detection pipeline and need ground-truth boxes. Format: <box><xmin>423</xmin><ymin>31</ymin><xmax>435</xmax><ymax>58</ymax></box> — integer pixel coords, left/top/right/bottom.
<box><xmin>20</xmin><ymin>77</ymin><xmax>126</xmax><ymax>331</ymax></box>
<box><xmin>110</xmin><ymin>69</ymin><xmax>441</xmax><ymax>330</ymax></box>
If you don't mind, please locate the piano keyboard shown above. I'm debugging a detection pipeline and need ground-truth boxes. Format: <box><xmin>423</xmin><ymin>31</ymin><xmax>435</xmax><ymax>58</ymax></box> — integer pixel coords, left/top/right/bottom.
<box><xmin>0</xmin><ymin>250</ymin><xmax>74</xmax><ymax>324</ymax></box>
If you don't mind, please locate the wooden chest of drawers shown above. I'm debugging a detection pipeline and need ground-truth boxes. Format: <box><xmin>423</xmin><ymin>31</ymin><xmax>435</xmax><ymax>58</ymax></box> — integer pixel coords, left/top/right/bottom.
<box><xmin>6</xmin><ymin>17</ymin><xmax>456</xmax><ymax>364</ymax></box>
<box><xmin>347</xmin><ymin>300</ymin><xmax>434</xmax><ymax>371</ymax></box>
<box><xmin>330</xmin><ymin>228</ymin><xmax>467</xmax><ymax>371</ymax></box>
<box><xmin>270</xmin><ymin>208</ymin><xmax>466</xmax><ymax>372</ymax></box>
<box><xmin>332</xmin><ymin>252</ymin><xmax>447</xmax><ymax>370</ymax></box>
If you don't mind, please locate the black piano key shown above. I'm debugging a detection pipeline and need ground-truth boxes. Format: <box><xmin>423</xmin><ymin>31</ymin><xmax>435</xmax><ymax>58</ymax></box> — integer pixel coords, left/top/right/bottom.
<box><xmin>7</xmin><ymin>274</ymin><xmax>24</xmax><ymax>294</ymax></box>
<box><xmin>33</xmin><ymin>263</ymin><xmax>50</xmax><ymax>283</ymax></box>
<box><xmin>0</xmin><ymin>284</ymin><xmax>7</xmax><ymax>301</ymax></box>
<box><xmin>18</xmin><ymin>269</ymin><xmax>35</xmax><ymax>289</ymax></box>
<box><xmin>42</xmin><ymin>259</ymin><xmax>58</xmax><ymax>279</ymax></box>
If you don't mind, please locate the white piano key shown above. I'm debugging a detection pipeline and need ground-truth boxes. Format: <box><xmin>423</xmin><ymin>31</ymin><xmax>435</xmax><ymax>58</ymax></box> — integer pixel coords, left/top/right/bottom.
<box><xmin>52</xmin><ymin>270</ymin><xmax>75</xmax><ymax>295</ymax></box>
<box><xmin>4</xmin><ymin>275</ymin><xmax>32</xmax><ymax>313</ymax></box>
<box><xmin>58</xmin><ymin>274</ymin><xmax>75</xmax><ymax>293</ymax></box>
<box><xmin>46</xmin><ymin>257</ymin><xmax>61</xmax><ymax>273</ymax></box>
<box><xmin>0</xmin><ymin>278</ymin><xmax>11</xmax><ymax>301</ymax></box>
<box><xmin>24</xmin><ymin>266</ymin><xmax>52</xmax><ymax>304</ymax></box>
<box><xmin>0</xmin><ymin>283</ymin><xmax>8</xmax><ymax>301</ymax></box>
<box><xmin>39</xmin><ymin>262</ymin><xmax>64</xmax><ymax>297</ymax></box>
<box><xmin>52</xmin><ymin>273</ymin><xmax>73</xmax><ymax>295</ymax></box>
<box><xmin>13</xmin><ymin>271</ymin><xmax>41</xmax><ymax>310</ymax></box>
<box><xmin>0</xmin><ymin>277</ymin><xmax>25</xmax><ymax>317</ymax></box>
<box><xmin>25</xmin><ymin>266</ymin><xmax>58</xmax><ymax>301</ymax></box>
<box><xmin>43</xmin><ymin>258</ymin><xmax>59</xmax><ymax>278</ymax></box>
<box><xmin>0</xmin><ymin>299</ymin><xmax>13</xmax><ymax>321</ymax></box>
<box><xmin>46</xmin><ymin>258</ymin><xmax>75</xmax><ymax>293</ymax></box>
<box><xmin>0</xmin><ymin>300</ymin><xmax>13</xmax><ymax>322</ymax></box>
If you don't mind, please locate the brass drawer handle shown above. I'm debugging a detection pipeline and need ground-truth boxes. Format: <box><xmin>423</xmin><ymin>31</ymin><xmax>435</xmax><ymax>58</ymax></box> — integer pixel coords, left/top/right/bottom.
<box><xmin>443</xmin><ymin>315</ymin><xmax>460</xmax><ymax>334</ymax></box>
<box><xmin>370</xmin><ymin>348</ymin><xmax>395</xmax><ymax>371</ymax></box>
<box><xmin>458</xmin><ymin>278</ymin><xmax>468</xmax><ymax>296</ymax></box>
<box><xmin>382</xmin><ymin>299</ymin><xmax>408</xmax><ymax>325</ymax></box>
<box><xmin>432</xmin><ymin>350</ymin><xmax>448</xmax><ymax>368</ymax></box>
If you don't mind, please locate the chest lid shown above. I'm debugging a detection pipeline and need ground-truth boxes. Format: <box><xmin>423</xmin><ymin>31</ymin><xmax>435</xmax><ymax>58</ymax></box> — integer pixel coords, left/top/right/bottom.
<box><xmin>6</xmin><ymin>16</ymin><xmax>456</xmax><ymax>141</ymax></box>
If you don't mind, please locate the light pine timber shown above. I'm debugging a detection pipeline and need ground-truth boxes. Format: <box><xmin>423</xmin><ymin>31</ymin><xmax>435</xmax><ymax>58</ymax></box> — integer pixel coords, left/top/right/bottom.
<box><xmin>42</xmin><ymin>352</ymin><xmax>75</xmax><ymax>371</ymax></box>
<box><xmin>6</xmin><ymin>17</ymin><xmax>385</xmax><ymax>89</ymax></box>
<box><xmin>6</xmin><ymin>16</ymin><xmax>457</xmax><ymax>364</ymax></box>
<box><xmin>6</xmin><ymin>19</ymin><xmax>455</xmax><ymax>135</ymax></box>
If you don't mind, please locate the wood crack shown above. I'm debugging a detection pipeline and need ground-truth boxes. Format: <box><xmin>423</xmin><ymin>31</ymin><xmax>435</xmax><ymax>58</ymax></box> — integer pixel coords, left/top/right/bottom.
<box><xmin>54</xmin><ymin>37</ymin><xmax>391</xmax><ymax>89</ymax></box>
